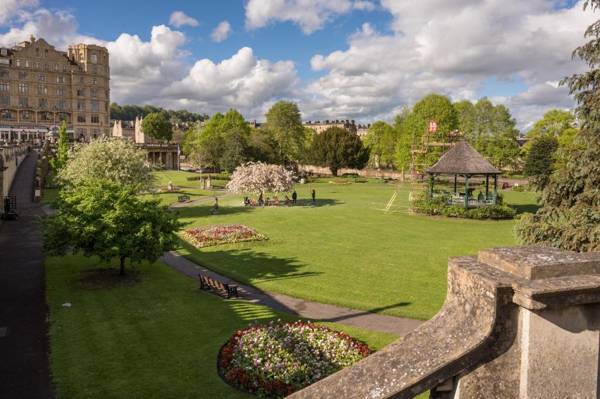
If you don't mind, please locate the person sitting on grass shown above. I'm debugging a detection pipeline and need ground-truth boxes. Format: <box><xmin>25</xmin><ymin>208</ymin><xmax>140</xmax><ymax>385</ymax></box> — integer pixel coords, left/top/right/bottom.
<box><xmin>243</xmin><ymin>196</ymin><xmax>250</xmax><ymax>206</ymax></box>
<box><xmin>273</xmin><ymin>196</ymin><xmax>280</xmax><ymax>206</ymax></box>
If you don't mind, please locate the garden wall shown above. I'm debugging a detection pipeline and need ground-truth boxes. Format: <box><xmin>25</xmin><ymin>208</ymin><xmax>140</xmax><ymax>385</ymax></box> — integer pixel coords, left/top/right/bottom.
<box><xmin>0</xmin><ymin>145</ymin><xmax>29</xmax><ymax>198</ymax></box>
<box><xmin>299</xmin><ymin>164</ymin><xmax>406</xmax><ymax>180</ymax></box>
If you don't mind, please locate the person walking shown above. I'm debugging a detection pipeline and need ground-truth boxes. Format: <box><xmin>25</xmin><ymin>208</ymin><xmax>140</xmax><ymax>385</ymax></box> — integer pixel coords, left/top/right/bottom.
<box><xmin>311</xmin><ymin>189</ymin><xmax>316</xmax><ymax>204</ymax></box>
<box><xmin>292</xmin><ymin>190</ymin><xmax>297</xmax><ymax>204</ymax></box>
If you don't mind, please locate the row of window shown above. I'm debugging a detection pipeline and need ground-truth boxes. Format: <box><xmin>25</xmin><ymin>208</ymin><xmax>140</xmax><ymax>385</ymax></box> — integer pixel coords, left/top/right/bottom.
<box><xmin>0</xmin><ymin>82</ymin><xmax>107</xmax><ymax>98</ymax></box>
<box><xmin>14</xmin><ymin>58</ymin><xmax>105</xmax><ymax>75</ymax></box>
<box><xmin>0</xmin><ymin>95</ymin><xmax>107</xmax><ymax>113</ymax></box>
<box><xmin>0</xmin><ymin>109</ymin><xmax>106</xmax><ymax>125</ymax></box>
<box><xmin>2</xmin><ymin>72</ymin><xmax>103</xmax><ymax>85</ymax></box>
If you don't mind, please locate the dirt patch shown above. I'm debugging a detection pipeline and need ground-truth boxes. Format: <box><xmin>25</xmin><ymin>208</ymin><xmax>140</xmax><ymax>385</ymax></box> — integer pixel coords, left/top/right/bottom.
<box><xmin>78</xmin><ymin>267</ymin><xmax>141</xmax><ymax>289</ymax></box>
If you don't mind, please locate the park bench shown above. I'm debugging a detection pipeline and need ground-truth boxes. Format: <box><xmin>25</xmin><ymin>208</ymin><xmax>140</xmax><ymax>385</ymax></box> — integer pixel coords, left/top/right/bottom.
<box><xmin>198</xmin><ymin>274</ymin><xmax>238</xmax><ymax>299</ymax></box>
<box><xmin>177</xmin><ymin>195</ymin><xmax>190</xmax><ymax>203</ymax></box>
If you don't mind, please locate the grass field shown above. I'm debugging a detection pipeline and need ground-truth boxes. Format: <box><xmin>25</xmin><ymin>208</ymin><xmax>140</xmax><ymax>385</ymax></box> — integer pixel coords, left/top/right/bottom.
<box><xmin>164</xmin><ymin>172</ymin><xmax>537</xmax><ymax>320</ymax></box>
<box><xmin>46</xmin><ymin>255</ymin><xmax>401</xmax><ymax>399</ymax></box>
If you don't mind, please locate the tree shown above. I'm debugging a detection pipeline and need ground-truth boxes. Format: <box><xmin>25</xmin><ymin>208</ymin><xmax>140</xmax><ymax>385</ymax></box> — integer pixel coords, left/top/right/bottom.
<box><xmin>523</xmin><ymin>136</ymin><xmax>559</xmax><ymax>190</ymax></box>
<box><xmin>51</xmin><ymin>121</ymin><xmax>69</xmax><ymax>173</ymax></box>
<box><xmin>43</xmin><ymin>180</ymin><xmax>181</xmax><ymax>275</ymax></box>
<box><xmin>58</xmin><ymin>138</ymin><xmax>153</xmax><ymax>190</ymax></box>
<box><xmin>516</xmin><ymin>0</ymin><xmax>600</xmax><ymax>252</ymax></box>
<box><xmin>226</xmin><ymin>162</ymin><xmax>293</xmax><ymax>196</ymax></box>
<box><xmin>264</xmin><ymin>101</ymin><xmax>306</xmax><ymax>164</ymax></box>
<box><xmin>393</xmin><ymin>108</ymin><xmax>413</xmax><ymax>177</ymax></box>
<box><xmin>309</xmin><ymin>127</ymin><xmax>369</xmax><ymax>176</ymax></box>
<box><xmin>142</xmin><ymin>112</ymin><xmax>173</xmax><ymax>142</ymax></box>
<box><xmin>364</xmin><ymin>121</ymin><xmax>396</xmax><ymax>169</ymax></box>
<box><xmin>526</xmin><ymin>109</ymin><xmax>579</xmax><ymax>170</ymax></box>
<box><xmin>248</xmin><ymin>127</ymin><xmax>278</xmax><ymax>164</ymax></box>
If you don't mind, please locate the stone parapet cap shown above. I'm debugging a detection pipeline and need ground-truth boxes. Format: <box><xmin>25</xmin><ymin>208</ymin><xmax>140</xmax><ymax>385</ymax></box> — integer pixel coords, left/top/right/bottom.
<box><xmin>478</xmin><ymin>246</ymin><xmax>600</xmax><ymax>280</ymax></box>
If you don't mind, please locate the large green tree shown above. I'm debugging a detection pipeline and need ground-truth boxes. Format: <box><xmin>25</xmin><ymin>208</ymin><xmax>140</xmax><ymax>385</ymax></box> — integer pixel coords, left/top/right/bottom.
<box><xmin>364</xmin><ymin>121</ymin><xmax>397</xmax><ymax>169</ymax></box>
<box><xmin>43</xmin><ymin>180</ymin><xmax>181</xmax><ymax>275</ymax></box>
<box><xmin>264</xmin><ymin>101</ymin><xmax>306</xmax><ymax>164</ymax></box>
<box><xmin>310</xmin><ymin>127</ymin><xmax>369</xmax><ymax>176</ymax></box>
<box><xmin>58</xmin><ymin>138</ymin><xmax>153</xmax><ymax>190</ymax></box>
<box><xmin>51</xmin><ymin>121</ymin><xmax>69</xmax><ymax>173</ymax></box>
<box><xmin>526</xmin><ymin>109</ymin><xmax>579</xmax><ymax>169</ymax></box>
<box><xmin>516</xmin><ymin>0</ymin><xmax>600</xmax><ymax>252</ymax></box>
<box><xmin>142</xmin><ymin>112</ymin><xmax>173</xmax><ymax>142</ymax></box>
<box><xmin>524</xmin><ymin>136</ymin><xmax>559</xmax><ymax>190</ymax></box>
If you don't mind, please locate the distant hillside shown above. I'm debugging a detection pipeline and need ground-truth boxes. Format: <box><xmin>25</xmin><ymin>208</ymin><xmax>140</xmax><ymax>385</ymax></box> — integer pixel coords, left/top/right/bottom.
<box><xmin>110</xmin><ymin>103</ymin><xmax>209</xmax><ymax>123</ymax></box>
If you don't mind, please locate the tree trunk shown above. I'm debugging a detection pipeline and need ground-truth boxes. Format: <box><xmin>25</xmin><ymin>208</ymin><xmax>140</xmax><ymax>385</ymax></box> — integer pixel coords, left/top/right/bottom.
<box><xmin>330</xmin><ymin>166</ymin><xmax>338</xmax><ymax>176</ymax></box>
<box><xmin>119</xmin><ymin>256</ymin><xmax>126</xmax><ymax>276</ymax></box>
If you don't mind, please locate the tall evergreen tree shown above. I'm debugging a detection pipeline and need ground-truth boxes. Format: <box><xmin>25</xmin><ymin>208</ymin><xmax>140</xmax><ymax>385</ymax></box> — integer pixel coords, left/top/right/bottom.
<box><xmin>516</xmin><ymin>0</ymin><xmax>600</xmax><ymax>252</ymax></box>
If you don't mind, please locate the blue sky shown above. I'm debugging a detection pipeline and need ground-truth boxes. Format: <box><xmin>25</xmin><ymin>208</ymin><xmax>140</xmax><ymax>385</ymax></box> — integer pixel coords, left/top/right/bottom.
<box><xmin>0</xmin><ymin>0</ymin><xmax>594</xmax><ymax>129</ymax></box>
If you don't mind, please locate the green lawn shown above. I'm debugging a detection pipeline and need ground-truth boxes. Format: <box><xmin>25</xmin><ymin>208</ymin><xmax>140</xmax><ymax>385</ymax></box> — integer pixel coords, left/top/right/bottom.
<box><xmin>170</xmin><ymin>173</ymin><xmax>537</xmax><ymax>320</ymax></box>
<box><xmin>47</xmin><ymin>255</ymin><xmax>400</xmax><ymax>399</ymax></box>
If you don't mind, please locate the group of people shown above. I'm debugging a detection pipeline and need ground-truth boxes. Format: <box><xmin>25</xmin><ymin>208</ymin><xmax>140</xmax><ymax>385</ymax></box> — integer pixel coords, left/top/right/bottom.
<box><xmin>244</xmin><ymin>189</ymin><xmax>316</xmax><ymax>207</ymax></box>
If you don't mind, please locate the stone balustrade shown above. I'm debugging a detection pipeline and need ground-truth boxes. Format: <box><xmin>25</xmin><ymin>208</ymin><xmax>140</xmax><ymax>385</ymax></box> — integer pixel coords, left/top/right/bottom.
<box><xmin>288</xmin><ymin>246</ymin><xmax>600</xmax><ymax>399</ymax></box>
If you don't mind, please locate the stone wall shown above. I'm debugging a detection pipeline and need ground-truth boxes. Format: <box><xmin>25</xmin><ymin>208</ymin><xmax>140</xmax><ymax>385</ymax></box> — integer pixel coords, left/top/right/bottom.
<box><xmin>299</xmin><ymin>164</ymin><xmax>407</xmax><ymax>180</ymax></box>
<box><xmin>0</xmin><ymin>145</ymin><xmax>28</xmax><ymax>198</ymax></box>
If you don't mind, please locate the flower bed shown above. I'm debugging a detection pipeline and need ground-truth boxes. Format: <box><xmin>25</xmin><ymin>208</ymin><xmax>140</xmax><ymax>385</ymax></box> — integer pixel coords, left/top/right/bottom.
<box><xmin>182</xmin><ymin>224</ymin><xmax>267</xmax><ymax>248</ymax></box>
<box><xmin>218</xmin><ymin>321</ymin><xmax>371</xmax><ymax>398</ymax></box>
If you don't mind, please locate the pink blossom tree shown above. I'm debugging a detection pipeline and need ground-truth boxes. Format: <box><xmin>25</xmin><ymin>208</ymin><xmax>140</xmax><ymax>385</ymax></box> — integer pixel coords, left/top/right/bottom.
<box><xmin>226</xmin><ymin>162</ymin><xmax>293</xmax><ymax>196</ymax></box>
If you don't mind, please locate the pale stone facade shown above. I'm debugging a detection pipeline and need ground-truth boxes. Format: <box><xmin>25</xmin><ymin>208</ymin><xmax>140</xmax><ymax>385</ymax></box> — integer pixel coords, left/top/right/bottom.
<box><xmin>303</xmin><ymin>119</ymin><xmax>370</xmax><ymax>138</ymax></box>
<box><xmin>0</xmin><ymin>36</ymin><xmax>110</xmax><ymax>143</ymax></box>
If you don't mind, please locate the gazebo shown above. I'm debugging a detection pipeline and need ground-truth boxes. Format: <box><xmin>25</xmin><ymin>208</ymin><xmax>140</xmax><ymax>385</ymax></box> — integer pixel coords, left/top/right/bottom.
<box><xmin>426</xmin><ymin>141</ymin><xmax>501</xmax><ymax>208</ymax></box>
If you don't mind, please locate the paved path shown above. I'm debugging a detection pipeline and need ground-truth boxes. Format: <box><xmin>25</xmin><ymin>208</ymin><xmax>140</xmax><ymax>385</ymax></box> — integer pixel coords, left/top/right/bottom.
<box><xmin>0</xmin><ymin>153</ymin><xmax>54</xmax><ymax>398</ymax></box>
<box><xmin>162</xmin><ymin>251</ymin><xmax>424</xmax><ymax>335</ymax></box>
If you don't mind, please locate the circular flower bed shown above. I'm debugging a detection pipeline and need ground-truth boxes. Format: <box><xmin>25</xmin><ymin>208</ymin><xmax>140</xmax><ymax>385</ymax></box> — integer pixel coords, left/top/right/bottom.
<box><xmin>218</xmin><ymin>321</ymin><xmax>371</xmax><ymax>398</ymax></box>
<box><xmin>182</xmin><ymin>224</ymin><xmax>267</xmax><ymax>248</ymax></box>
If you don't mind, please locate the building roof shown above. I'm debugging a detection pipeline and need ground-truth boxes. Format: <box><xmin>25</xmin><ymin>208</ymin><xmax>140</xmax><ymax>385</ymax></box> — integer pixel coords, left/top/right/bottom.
<box><xmin>426</xmin><ymin>141</ymin><xmax>501</xmax><ymax>175</ymax></box>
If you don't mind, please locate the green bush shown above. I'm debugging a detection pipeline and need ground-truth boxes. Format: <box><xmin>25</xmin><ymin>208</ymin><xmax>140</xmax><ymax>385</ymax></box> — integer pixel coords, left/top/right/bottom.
<box><xmin>411</xmin><ymin>196</ymin><xmax>515</xmax><ymax>220</ymax></box>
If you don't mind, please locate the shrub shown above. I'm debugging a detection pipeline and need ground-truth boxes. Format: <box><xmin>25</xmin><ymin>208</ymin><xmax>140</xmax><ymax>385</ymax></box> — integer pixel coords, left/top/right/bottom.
<box><xmin>219</xmin><ymin>321</ymin><xmax>371</xmax><ymax>398</ymax></box>
<box><xmin>466</xmin><ymin>205</ymin><xmax>516</xmax><ymax>220</ymax></box>
<box><xmin>411</xmin><ymin>196</ymin><xmax>515</xmax><ymax>220</ymax></box>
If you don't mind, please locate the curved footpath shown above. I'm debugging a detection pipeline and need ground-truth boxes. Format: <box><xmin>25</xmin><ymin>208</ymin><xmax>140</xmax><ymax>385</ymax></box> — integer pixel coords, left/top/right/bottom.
<box><xmin>162</xmin><ymin>251</ymin><xmax>424</xmax><ymax>335</ymax></box>
<box><xmin>0</xmin><ymin>152</ymin><xmax>54</xmax><ymax>398</ymax></box>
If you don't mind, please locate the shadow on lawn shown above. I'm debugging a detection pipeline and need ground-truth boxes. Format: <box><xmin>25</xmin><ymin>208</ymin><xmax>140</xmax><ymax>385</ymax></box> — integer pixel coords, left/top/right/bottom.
<box><xmin>321</xmin><ymin>302</ymin><xmax>412</xmax><ymax>323</ymax></box>
<box><xmin>174</xmin><ymin>204</ymin><xmax>255</xmax><ymax>221</ymax></box>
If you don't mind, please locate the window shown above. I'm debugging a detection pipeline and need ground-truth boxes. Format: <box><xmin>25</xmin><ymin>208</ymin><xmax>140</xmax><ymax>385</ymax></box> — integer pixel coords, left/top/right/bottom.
<box><xmin>91</xmin><ymin>115</ymin><xmax>100</xmax><ymax>124</ymax></box>
<box><xmin>35</xmin><ymin>62</ymin><xmax>40</xmax><ymax>69</ymax></box>
<box><xmin>37</xmin><ymin>85</ymin><xmax>47</xmax><ymax>95</ymax></box>
<box><xmin>40</xmin><ymin>111</ymin><xmax>52</xmax><ymax>121</ymax></box>
<box><xmin>92</xmin><ymin>78</ymin><xmax>97</xmax><ymax>85</ymax></box>
<box><xmin>35</xmin><ymin>47</ymin><xmax>40</xmax><ymax>57</ymax></box>
<box><xmin>91</xmin><ymin>101</ymin><xmax>99</xmax><ymax>112</ymax></box>
<box><xmin>21</xmin><ymin>110</ymin><xmax>32</xmax><ymax>120</ymax></box>
<box><xmin>0</xmin><ymin>96</ymin><xmax>9</xmax><ymax>106</ymax></box>
<box><xmin>79</xmin><ymin>76</ymin><xmax>84</xmax><ymax>84</ymax></box>
<box><xmin>53</xmin><ymin>63</ymin><xmax>58</xmax><ymax>71</ymax></box>
<box><xmin>25</xmin><ymin>60</ymin><xmax>30</xmax><ymax>68</ymax></box>
<box><xmin>91</xmin><ymin>54</ymin><xmax>98</xmax><ymax>64</ymax></box>
<box><xmin>91</xmin><ymin>88</ymin><xmax>97</xmax><ymax>97</ymax></box>
<box><xmin>57</xmin><ymin>100</ymin><xmax>67</xmax><ymax>110</ymax></box>
<box><xmin>77</xmin><ymin>87</ymin><xmax>85</xmax><ymax>96</ymax></box>
<box><xmin>0</xmin><ymin>82</ymin><xmax>8</xmax><ymax>92</ymax></box>
<box><xmin>39</xmin><ymin>98</ymin><xmax>48</xmax><ymax>109</ymax></box>
<box><xmin>77</xmin><ymin>101</ymin><xmax>85</xmax><ymax>111</ymax></box>
<box><xmin>77</xmin><ymin>114</ymin><xmax>86</xmax><ymax>123</ymax></box>
<box><xmin>18</xmin><ymin>96</ymin><xmax>28</xmax><ymax>107</ymax></box>
<box><xmin>56</xmin><ymin>87</ymin><xmax>64</xmax><ymax>96</ymax></box>
<box><xmin>18</xmin><ymin>83</ymin><xmax>28</xmax><ymax>93</ymax></box>
<box><xmin>56</xmin><ymin>75</ymin><xmax>65</xmax><ymax>84</ymax></box>
<box><xmin>1</xmin><ymin>110</ymin><xmax>14</xmax><ymax>119</ymax></box>
<box><xmin>92</xmin><ymin>65</ymin><xmax>98</xmax><ymax>74</ymax></box>
<box><xmin>38</xmin><ymin>74</ymin><xmax>46</xmax><ymax>82</ymax></box>
<box><xmin>44</xmin><ymin>63</ymin><xmax>49</xmax><ymax>70</ymax></box>
<box><xmin>62</xmin><ymin>64</ymin><xmax>67</xmax><ymax>72</ymax></box>
<box><xmin>44</xmin><ymin>49</ymin><xmax>48</xmax><ymax>57</ymax></box>
<box><xmin>0</xmin><ymin>69</ymin><xmax>8</xmax><ymax>78</ymax></box>
<box><xmin>15</xmin><ymin>59</ymin><xmax>21</xmax><ymax>67</ymax></box>
<box><xmin>18</xmin><ymin>71</ymin><xmax>27</xmax><ymax>79</ymax></box>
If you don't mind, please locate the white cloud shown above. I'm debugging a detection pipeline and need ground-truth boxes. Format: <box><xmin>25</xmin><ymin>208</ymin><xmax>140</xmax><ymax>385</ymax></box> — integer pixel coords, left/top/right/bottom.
<box><xmin>245</xmin><ymin>0</ymin><xmax>372</xmax><ymax>34</ymax></box>
<box><xmin>169</xmin><ymin>11</ymin><xmax>199</xmax><ymax>28</ymax></box>
<box><xmin>211</xmin><ymin>20</ymin><xmax>231</xmax><ymax>42</ymax></box>
<box><xmin>163</xmin><ymin>47</ymin><xmax>298</xmax><ymax>117</ymax></box>
<box><xmin>303</xmin><ymin>0</ymin><xmax>595</xmax><ymax>129</ymax></box>
<box><xmin>0</xmin><ymin>0</ymin><xmax>38</xmax><ymax>25</ymax></box>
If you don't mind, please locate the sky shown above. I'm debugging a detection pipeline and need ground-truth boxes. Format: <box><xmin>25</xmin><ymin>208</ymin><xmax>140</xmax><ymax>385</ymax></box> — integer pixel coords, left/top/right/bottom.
<box><xmin>0</xmin><ymin>0</ymin><xmax>594</xmax><ymax>130</ymax></box>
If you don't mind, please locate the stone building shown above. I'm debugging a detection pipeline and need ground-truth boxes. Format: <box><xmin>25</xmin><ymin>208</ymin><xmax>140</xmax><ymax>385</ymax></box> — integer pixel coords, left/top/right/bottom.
<box><xmin>112</xmin><ymin>116</ymin><xmax>180</xmax><ymax>170</ymax></box>
<box><xmin>303</xmin><ymin>119</ymin><xmax>370</xmax><ymax>137</ymax></box>
<box><xmin>0</xmin><ymin>36</ymin><xmax>110</xmax><ymax>143</ymax></box>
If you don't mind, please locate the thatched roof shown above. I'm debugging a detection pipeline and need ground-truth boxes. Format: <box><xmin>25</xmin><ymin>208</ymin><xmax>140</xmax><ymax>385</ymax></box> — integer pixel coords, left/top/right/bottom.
<box><xmin>426</xmin><ymin>141</ymin><xmax>501</xmax><ymax>175</ymax></box>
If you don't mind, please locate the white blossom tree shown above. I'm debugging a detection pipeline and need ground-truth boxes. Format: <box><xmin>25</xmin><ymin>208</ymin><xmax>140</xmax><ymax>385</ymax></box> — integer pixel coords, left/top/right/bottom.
<box><xmin>226</xmin><ymin>162</ymin><xmax>293</xmax><ymax>195</ymax></box>
<box><xmin>58</xmin><ymin>137</ymin><xmax>153</xmax><ymax>190</ymax></box>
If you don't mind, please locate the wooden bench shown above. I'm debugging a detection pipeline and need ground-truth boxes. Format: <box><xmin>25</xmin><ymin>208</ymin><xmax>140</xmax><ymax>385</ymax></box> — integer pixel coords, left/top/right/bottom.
<box><xmin>178</xmin><ymin>195</ymin><xmax>190</xmax><ymax>203</ymax></box>
<box><xmin>198</xmin><ymin>274</ymin><xmax>238</xmax><ymax>299</ymax></box>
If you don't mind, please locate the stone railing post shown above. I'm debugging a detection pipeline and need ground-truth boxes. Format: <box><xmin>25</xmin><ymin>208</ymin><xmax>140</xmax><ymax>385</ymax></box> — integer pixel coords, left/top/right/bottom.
<box><xmin>288</xmin><ymin>246</ymin><xmax>600</xmax><ymax>399</ymax></box>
